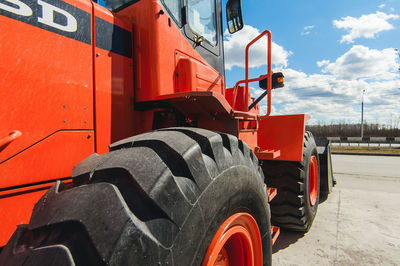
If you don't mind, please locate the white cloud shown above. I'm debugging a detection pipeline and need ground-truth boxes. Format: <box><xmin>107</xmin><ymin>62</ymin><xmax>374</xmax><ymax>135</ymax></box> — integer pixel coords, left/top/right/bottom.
<box><xmin>224</xmin><ymin>25</ymin><xmax>292</xmax><ymax>70</ymax></box>
<box><xmin>301</xmin><ymin>25</ymin><xmax>314</xmax><ymax>35</ymax></box>
<box><xmin>333</xmin><ymin>11</ymin><xmax>399</xmax><ymax>43</ymax></box>
<box><xmin>268</xmin><ymin>67</ymin><xmax>400</xmax><ymax>124</ymax></box>
<box><xmin>379</xmin><ymin>4</ymin><xmax>385</xmax><ymax>9</ymax></box>
<box><xmin>318</xmin><ymin>45</ymin><xmax>399</xmax><ymax>80</ymax></box>
<box><xmin>316</xmin><ymin>59</ymin><xmax>330</xmax><ymax>67</ymax></box>
<box><xmin>246</xmin><ymin>46</ymin><xmax>400</xmax><ymax>124</ymax></box>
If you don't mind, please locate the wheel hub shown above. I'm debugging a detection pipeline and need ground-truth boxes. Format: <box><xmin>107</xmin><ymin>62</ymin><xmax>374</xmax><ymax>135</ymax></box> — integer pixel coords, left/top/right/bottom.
<box><xmin>202</xmin><ymin>213</ymin><xmax>263</xmax><ymax>266</ymax></box>
<box><xmin>309</xmin><ymin>155</ymin><xmax>318</xmax><ymax>206</ymax></box>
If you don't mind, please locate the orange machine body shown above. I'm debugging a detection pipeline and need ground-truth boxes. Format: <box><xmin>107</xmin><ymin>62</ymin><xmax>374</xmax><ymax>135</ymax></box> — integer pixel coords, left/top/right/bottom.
<box><xmin>0</xmin><ymin>0</ymin><xmax>307</xmax><ymax>245</ymax></box>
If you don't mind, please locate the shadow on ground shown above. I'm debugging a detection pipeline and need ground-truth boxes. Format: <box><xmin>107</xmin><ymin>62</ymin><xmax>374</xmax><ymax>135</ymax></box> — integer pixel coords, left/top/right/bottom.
<box><xmin>272</xmin><ymin>229</ymin><xmax>305</xmax><ymax>253</ymax></box>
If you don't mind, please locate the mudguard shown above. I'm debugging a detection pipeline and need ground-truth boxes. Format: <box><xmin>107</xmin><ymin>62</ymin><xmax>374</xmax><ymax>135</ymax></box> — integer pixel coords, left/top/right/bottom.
<box><xmin>315</xmin><ymin>137</ymin><xmax>335</xmax><ymax>202</ymax></box>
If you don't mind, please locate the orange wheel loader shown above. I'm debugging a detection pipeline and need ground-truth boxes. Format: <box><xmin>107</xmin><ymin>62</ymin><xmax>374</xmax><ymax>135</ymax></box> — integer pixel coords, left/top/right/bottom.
<box><xmin>0</xmin><ymin>0</ymin><xmax>334</xmax><ymax>264</ymax></box>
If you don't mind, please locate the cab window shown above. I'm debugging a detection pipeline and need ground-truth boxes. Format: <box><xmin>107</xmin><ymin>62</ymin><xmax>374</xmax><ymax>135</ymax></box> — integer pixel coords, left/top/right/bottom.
<box><xmin>162</xmin><ymin>0</ymin><xmax>182</xmax><ymax>25</ymax></box>
<box><xmin>187</xmin><ymin>0</ymin><xmax>217</xmax><ymax>45</ymax></box>
<box><xmin>95</xmin><ymin>0</ymin><xmax>138</xmax><ymax>12</ymax></box>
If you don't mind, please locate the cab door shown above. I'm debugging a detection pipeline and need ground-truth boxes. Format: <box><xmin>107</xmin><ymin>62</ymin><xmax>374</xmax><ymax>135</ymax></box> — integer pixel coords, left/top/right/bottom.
<box><xmin>183</xmin><ymin>0</ymin><xmax>225</xmax><ymax>75</ymax></box>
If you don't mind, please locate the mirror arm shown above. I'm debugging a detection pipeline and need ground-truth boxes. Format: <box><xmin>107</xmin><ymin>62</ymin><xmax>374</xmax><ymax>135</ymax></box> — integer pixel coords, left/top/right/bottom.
<box><xmin>248</xmin><ymin>89</ymin><xmax>268</xmax><ymax>111</ymax></box>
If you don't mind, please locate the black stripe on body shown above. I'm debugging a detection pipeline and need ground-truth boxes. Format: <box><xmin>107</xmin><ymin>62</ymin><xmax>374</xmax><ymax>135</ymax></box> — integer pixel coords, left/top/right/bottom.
<box><xmin>95</xmin><ymin>16</ymin><xmax>132</xmax><ymax>58</ymax></box>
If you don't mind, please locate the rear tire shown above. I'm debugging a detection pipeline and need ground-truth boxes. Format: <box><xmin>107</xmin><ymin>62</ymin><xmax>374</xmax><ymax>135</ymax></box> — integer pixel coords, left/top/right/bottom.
<box><xmin>262</xmin><ymin>131</ymin><xmax>320</xmax><ymax>232</ymax></box>
<box><xmin>0</xmin><ymin>128</ymin><xmax>272</xmax><ymax>265</ymax></box>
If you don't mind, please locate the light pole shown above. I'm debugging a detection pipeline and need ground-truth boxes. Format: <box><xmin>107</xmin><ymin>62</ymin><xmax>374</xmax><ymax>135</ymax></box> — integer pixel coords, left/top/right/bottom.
<box><xmin>361</xmin><ymin>89</ymin><xmax>365</xmax><ymax>138</ymax></box>
<box><xmin>396</xmin><ymin>48</ymin><xmax>400</xmax><ymax>77</ymax></box>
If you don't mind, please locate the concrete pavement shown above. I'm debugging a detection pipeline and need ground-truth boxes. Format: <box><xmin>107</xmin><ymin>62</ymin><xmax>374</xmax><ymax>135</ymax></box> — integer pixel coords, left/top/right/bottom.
<box><xmin>272</xmin><ymin>154</ymin><xmax>400</xmax><ymax>265</ymax></box>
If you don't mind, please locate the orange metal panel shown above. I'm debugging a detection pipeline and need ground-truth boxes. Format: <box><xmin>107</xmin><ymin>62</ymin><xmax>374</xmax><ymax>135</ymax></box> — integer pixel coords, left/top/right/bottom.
<box><xmin>175</xmin><ymin>57</ymin><xmax>198</xmax><ymax>93</ymax></box>
<box><xmin>238</xmin><ymin>130</ymin><xmax>258</xmax><ymax>150</ymax></box>
<box><xmin>0</xmin><ymin>184</ymin><xmax>52</xmax><ymax>246</ymax></box>
<box><xmin>257</xmin><ymin>114</ymin><xmax>310</xmax><ymax>161</ymax></box>
<box><xmin>175</xmin><ymin>51</ymin><xmax>224</xmax><ymax>94</ymax></box>
<box><xmin>0</xmin><ymin>0</ymin><xmax>96</xmax><ymax>246</ymax></box>
<box><xmin>92</xmin><ymin>5</ymin><xmax>135</xmax><ymax>154</ymax></box>
<box><xmin>0</xmin><ymin>0</ymin><xmax>94</xmax><ymax>163</ymax></box>
<box><xmin>226</xmin><ymin>86</ymin><xmax>260</xmax><ymax>115</ymax></box>
<box><xmin>226</xmin><ymin>87</ymin><xmax>248</xmax><ymax>112</ymax></box>
<box><xmin>0</xmin><ymin>130</ymin><xmax>94</xmax><ymax>189</ymax></box>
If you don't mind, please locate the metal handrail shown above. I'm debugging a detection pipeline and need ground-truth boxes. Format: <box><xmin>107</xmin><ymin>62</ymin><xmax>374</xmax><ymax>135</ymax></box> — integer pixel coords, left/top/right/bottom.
<box><xmin>232</xmin><ymin>30</ymin><xmax>272</xmax><ymax>115</ymax></box>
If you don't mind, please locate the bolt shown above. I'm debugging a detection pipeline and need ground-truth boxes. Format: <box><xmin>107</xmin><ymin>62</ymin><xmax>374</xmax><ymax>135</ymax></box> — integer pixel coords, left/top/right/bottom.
<box><xmin>96</xmin><ymin>53</ymin><xmax>100</xmax><ymax>57</ymax></box>
<box><xmin>87</xmin><ymin>134</ymin><xmax>92</xmax><ymax>139</ymax></box>
<box><xmin>63</xmin><ymin>120</ymin><xmax>66</xmax><ymax>123</ymax></box>
<box><xmin>63</xmin><ymin>105</ymin><xmax>66</xmax><ymax>108</ymax></box>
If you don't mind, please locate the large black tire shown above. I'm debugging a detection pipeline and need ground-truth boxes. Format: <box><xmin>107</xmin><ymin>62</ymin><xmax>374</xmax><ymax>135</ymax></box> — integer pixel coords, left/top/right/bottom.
<box><xmin>0</xmin><ymin>128</ymin><xmax>271</xmax><ymax>265</ymax></box>
<box><xmin>262</xmin><ymin>131</ymin><xmax>320</xmax><ymax>232</ymax></box>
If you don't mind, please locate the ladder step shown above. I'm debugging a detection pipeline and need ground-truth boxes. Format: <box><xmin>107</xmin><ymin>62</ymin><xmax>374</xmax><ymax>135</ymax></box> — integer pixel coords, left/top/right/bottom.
<box><xmin>271</xmin><ymin>226</ymin><xmax>280</xmax><ymax>246</ymax></box>
<box><xmin>267</xmin><ymin>187</ymin><xmax>277</xmax><ymax>202</ymax></box>
<box><xmin>255</xmin><ymin>149</ymin><xmax>280</xmax><ymax>159</ymax></box>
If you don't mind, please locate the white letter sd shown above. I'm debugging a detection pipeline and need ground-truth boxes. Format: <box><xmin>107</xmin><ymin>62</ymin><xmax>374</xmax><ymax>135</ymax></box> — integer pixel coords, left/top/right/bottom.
<box><xmin>0</xmin><ymin>0</ymin><xmax>78</xmax><ymax>33</ymax></box>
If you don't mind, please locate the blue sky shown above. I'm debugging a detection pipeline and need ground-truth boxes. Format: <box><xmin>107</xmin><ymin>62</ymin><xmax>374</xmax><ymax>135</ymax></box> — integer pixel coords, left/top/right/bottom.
<box><xmin>223</xmin><ymin>0</ymin><xmax>400</xmax><ymax>126</ymax></box>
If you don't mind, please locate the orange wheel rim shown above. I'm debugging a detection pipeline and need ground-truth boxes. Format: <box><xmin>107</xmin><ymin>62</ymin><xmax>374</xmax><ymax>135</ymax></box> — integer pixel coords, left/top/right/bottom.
<box><xmin>202</xmin><ymin>213</ymin><xmax>262</xmax><ymax>266</ymax></box>
<box><xmin>309</xmin><ymin>155</ymin><xmax>318</xmax><ymax>206</ymax></box>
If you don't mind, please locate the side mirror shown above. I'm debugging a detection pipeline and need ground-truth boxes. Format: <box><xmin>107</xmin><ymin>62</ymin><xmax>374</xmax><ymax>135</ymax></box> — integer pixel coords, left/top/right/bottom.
<box><xmin>249</xmin><ymin>72</ymin><xmax>284</xmax><ymax>111</ymax></box>
<box><xmin>226</xmin><ymin>0</ymin><xmax>243</xmax><ymax>34</ymax></box>
<box><xmin>259</xmin><ymin>72</ymin><xmax>285</xmax><ymax>90</ymax></box>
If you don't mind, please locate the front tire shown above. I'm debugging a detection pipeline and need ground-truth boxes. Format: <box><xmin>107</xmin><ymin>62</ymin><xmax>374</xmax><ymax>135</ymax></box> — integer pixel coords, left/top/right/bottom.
<box><xmin>0</xmin><ymin>128</ymin><xmax>271</xmax><ymax>265</ymax></box>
